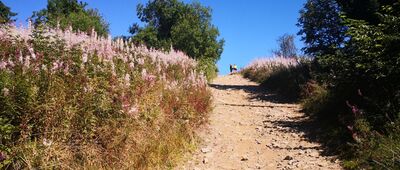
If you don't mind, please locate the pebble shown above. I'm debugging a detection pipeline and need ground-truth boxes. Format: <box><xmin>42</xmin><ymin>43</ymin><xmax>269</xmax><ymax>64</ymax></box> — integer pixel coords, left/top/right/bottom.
<box><xmin>201</xmin><ymin>147</ymin><xmax>211</xmax><ymax>153</ymax></box>
<box><xmin>255</xmin><ymin>164</ymin><xmax>261</xmax><ymax>169</ymax></box>
<box><xmin>284</xmin><ymin>155</ymin><xmax>293</xmax><ymax>160</ymax></box>
<box><xmin>202</xmin><ymin>157</ymin><xmax>208</xmax><ymax>164</ymax></box>
<box><xmin>308</xmin><ymin>151</ymin><xmax>319</xmax><ymax>157</ymax></box>
<box><xmin>241</xmin><ymin>155</ymin><xmax>249</xmax><ymax>161</ymax></box>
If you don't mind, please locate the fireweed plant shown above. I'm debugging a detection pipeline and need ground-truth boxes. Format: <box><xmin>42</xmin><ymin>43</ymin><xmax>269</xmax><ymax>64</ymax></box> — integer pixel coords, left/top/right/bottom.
<box><xmin>0</xmin><ymin>22</ymin><xmax>211</xmax><ymax>169</ymax></box>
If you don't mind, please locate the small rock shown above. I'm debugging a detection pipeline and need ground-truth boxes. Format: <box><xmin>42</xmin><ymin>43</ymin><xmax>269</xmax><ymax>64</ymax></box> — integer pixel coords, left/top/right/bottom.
<box><xmin>202</xmin><ymin>157</ymin><xmax>208</xmax><ymax>164</ymax></box>
<box><xmin>255</xmin><ymin>139</ymin><xmax>261</xmax><ymax>144</ymax></box>
<box><xmin>241</xmin><ymin>155</ymin><xmax>249</xmax><ymax>161</ymax></box>
<box><xmin>272</xmin><ymin>142</ymin><xmax>280</xmax><ymax>148</ymax></box>
<box><xmin>308</xmin><ymin>151</ymin><xmax>319</xmax><ymax>157</ymax></box>
<box><xmin>288</xmin><ymin>159</ymin><xmax>299</xmax><ymax>166</ymax></box>
<box><xmin>201</xmin><ymin>147</ymin><xmax>211</xmax><ymax>153</ymax></box>
<box><xmin>284</xmin><ymin>155</ymin><xmax>293</xmax><ymax>160</ymax></box>
<box><xmin>317</xmin><ymin>162</ymin><xmax>325</xmax><ymax>167</ymax></box>
<box><xmin>255</xmin><ymin>164</ymin><xmax>261</xmax><ymax>169</ymax></box>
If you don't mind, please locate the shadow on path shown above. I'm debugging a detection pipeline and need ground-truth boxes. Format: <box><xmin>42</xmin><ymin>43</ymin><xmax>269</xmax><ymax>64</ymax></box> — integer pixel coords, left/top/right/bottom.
<box><xmin>209</xmin><ymin>83</ymin><xmax>295</xmax><ymax>104</ymax></box>
<box><xmin>262</xmin><ymin>118</ymin><xmax>341</xmax><ymax>156</ymax></box>
<box><xmin>209</xmin><ymin>81</ymin><xmax>340</xmax><ymax>157</ymax></box>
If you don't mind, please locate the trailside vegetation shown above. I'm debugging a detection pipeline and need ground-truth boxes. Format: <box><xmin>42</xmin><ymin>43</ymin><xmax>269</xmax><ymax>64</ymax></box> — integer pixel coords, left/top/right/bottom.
<box><xmin>31</xmin><ymin>0</ymin><xmax>109</xmax><ymax>37</ymax></box>
<box><xmin>0</xmin><ymin>21</ymin><xmax>211</xmax><ymax>169</ymax></box>
<box><xmin>299</xmin><ymin>0</ymin><xmax>400</xmax><ymax>169</ymax></box>
<box><xmin>130</xmin><ymin>0</ymin><xmax>224</xmax><ymax>80</ymax></box>
<box><xmin>0</xmin><ymin>1</ymin><xmax>16</xmax><ymax>24</ymax></box>
<box><xmin>244</xmin><ymin>0</ymin><xmax>400</xmax><ymax>169</ymax></box>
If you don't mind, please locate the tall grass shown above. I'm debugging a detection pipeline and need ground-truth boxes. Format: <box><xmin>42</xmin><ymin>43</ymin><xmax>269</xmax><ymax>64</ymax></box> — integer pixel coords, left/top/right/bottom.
<box><xmin>242</xmin><ymin>57</ymin><xmax>311</xmax><ymax>100</ymax></box>
<box><xmin>0</xmin><ymin>23</ymin><xmax>211</xmax><ymax>169</ymax></box>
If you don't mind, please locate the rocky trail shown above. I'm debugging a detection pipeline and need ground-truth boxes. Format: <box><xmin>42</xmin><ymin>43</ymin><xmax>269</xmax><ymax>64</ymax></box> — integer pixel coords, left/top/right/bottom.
<box><xmin>179</xmin><ymin>75</ymin><xmax>342</xmax><ymax>170</ymax></box>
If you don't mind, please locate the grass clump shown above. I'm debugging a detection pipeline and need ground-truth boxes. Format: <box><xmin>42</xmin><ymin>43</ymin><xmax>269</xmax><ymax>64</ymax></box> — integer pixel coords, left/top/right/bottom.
<box><xmin>241</xmin><ymin>57</ymin><xmax>311</xmax><ymax>101</ymax></box>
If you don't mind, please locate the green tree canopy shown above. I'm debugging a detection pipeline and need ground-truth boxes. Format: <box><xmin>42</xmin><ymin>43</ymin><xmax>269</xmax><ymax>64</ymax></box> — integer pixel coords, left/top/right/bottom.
<box><xmin>297</xmin><ymin>0</ymin><xmax>347</xmax><ymax>56</ymax></box>
<box><xmin>337</xmin><ymin>0</ymin><xmax>398</xmax><ymax>25</ymax></box>
<box><xmin>32</xmin><ymin>0</ymin><xmax>109</xmax><ymax>36</ymax></box>
<box><xmin>0</xmin><ymin>1</ymin><xmax>17</xmax><ymax>24</ymax></box>
<box><xmin>131</xmin><ymin>0</ymin><xmax>224</xmax><ymax>79</ymax></box>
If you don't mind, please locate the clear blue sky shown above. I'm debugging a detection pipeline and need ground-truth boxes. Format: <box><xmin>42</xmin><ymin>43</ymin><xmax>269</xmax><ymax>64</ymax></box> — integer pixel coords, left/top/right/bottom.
<box><xmin>3</xmin><ymin>0</ymin><xmax>306</xmax><ymax>75</ymax></box>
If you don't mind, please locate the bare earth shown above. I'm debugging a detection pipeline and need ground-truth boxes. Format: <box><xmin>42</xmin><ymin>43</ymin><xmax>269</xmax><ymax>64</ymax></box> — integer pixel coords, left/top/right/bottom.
<box><xmin>178</xmin><ymin>75</ymin><xmax>342</xmax><ymax>170</ymax></box>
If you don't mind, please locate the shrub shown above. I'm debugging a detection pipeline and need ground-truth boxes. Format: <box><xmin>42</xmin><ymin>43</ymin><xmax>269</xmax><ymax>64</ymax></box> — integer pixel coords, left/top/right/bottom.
<box><xmin>0</xmin><ymin>23</ymin><xmax>211</xmax><ymax>169</ymax></box>
<box><xmin>242</xmin><ymin>57</ymin><xmax>311</xmax><ymax>101</ymax></box>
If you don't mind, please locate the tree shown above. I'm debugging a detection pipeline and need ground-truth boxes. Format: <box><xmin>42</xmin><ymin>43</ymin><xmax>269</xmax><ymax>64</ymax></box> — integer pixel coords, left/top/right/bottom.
<box><xmin>336</xmin><ymin>0</ymin><xmax>398</xmax><ymax>25</ymax></box>
<box><xmin>297</xmin><ymin>0</ymin><xmax>347</xmax><ymax>56</ymax></box>
<box><xmin>130</xmin><ymin>0</ymin><xmax>224</xmax><ymax>79</ymax></box>
<box><xmin>0</xmin><ymin>1</ymin><xmax>17</xmax><ymax>24</ymax></box>
<box><xmin>31</xmin><ymin>0</ymin><xmax>109</xmax><ymax>36</ymax></box>
<box><xmin>273</xmin><ymin>34</ymin><xmax>297</xmax><ymax>58</ymax></box>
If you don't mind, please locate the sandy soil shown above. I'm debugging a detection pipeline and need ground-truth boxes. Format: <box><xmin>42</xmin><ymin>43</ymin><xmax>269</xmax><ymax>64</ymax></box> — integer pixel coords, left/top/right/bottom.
<box><xmin>178</xmin><ymin>75</ymin><xmax>341</xmax><ymax>170</ymax></box>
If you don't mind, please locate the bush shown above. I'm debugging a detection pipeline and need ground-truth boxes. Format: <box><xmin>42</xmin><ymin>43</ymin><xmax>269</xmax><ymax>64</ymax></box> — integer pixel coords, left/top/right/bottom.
<box><xmin>0</xmin><ymin>23</ymin><xmax>211</xmax><ymax>169</ymax></box>
<box><xmin>242</xmin><ymin>57</ymin><xmax>311</xmax><ymax>101</ymax></box>
<box><xmin>261</xmin><ymin>61</ymin><xmax>311</xmax><ymax>100</ymax></box>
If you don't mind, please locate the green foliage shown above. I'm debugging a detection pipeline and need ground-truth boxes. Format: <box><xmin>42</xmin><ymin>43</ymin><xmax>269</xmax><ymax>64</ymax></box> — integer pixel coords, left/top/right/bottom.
<box><xmin>297</xmin><ymin>0</ymin><xmax>347</xmax><ymax>56</ymax></box>
<box><xmin>0</xmin><ymin>1</ymin><xmax>16</xmax><ymax>24</ymax></box>
<box><xmin>337</xmin><ymin>0</ymin><xmax>398</xmax><ymax>25</ymax></box>
<box><xmin>319</xmin><ymin>1</ymin><xmax>400</xmax><ymax>127</ymax></box>
<box><xmin>242</xmin><ymin>66</ymin><xmax>275</xmax><ymax>83</ymax></box>
<box><xmin>298</xmin><ymin>0</ymin><xmax>400</xmax><ymax>168</ymax></box>
<box><xmin>32</xmin><ymin>0</ymin><xmax>109</xmax><ymax>36</ymax></box>
<box><xmin>242</xmin><ymin>58</ymin><xmax>312</xmax><ymax>101</ymax></box>
<box><xmin>131</xmin><ymin>0</ymin><xmax>224</xmax><ymax>79</ymax></box>
<box><xmin>197</xmin><ymin>57</ymin><xmax>218</xmax><ymax>81</ymax></box>
<box><xmin>261</xmin><ymin>61</ymin><xmax>311</xmax><ymax>100</ymax></box>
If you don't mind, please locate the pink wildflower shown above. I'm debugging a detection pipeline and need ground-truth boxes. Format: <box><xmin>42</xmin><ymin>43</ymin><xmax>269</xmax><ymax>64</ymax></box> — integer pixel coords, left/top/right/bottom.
<box><xmin>129</xmin><ymin>61</ymin><xmax>135</xmax><ymax>69</ymax></box>
<box><xmin>127</xmin><ymin>106</ymin><xmax>139</xmax><ymax>117</ymax></box>
<box><xmin>28</xmin><ymin>47</ymin><xmax>36</xmax><ymax>59</ymax></box>
<box><xmin>7</xmin><ymin>58</ymin><xmax>14</xmax><ymax>67</ymax></box>
<box><xmin>0</xmin><ymin>151</ymin><xmax>6</xmax><ymax>162</ymax></box>
<box><xmin>63</xmin><ymin>64</ymin><xmax>69</xmax><ymax>74</ymax></box>
<box><xmin>124</xmin><ymin>74</ymin><xmax>131</xmax><ymax>87</ymax></box>
<box><xmin>24</xmin><ymin>55</ymin><xmax>30</xmax><ymax>68</ymax></box>
<box><xmin>0</xmin><ymin>61</ymin><xmax>7</xmax><ymax>69</ymax></box>
<box><xmin>2</xmin><ymin>88</ymin><xmax>9</xmax><ymax>96</ymax></box>
<box><xmin>82</xmin><ymin>53</ymin><xmax>88</xmax><ymax>63</ymax></box>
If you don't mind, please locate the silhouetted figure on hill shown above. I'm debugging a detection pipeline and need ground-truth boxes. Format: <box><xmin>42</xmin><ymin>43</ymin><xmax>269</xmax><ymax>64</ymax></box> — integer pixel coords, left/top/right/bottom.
<box><xmin>232</xmin><ymin>64</ymin><xmax>238</xmax><ymax>73</ymax></box>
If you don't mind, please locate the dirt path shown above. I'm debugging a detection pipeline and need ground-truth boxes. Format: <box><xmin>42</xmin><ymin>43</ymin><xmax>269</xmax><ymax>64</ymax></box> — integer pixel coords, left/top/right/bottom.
<box><xmin>179</xmin><ymin>75</ymin><xmax>341</xmax><ymax>170</ymax></box>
